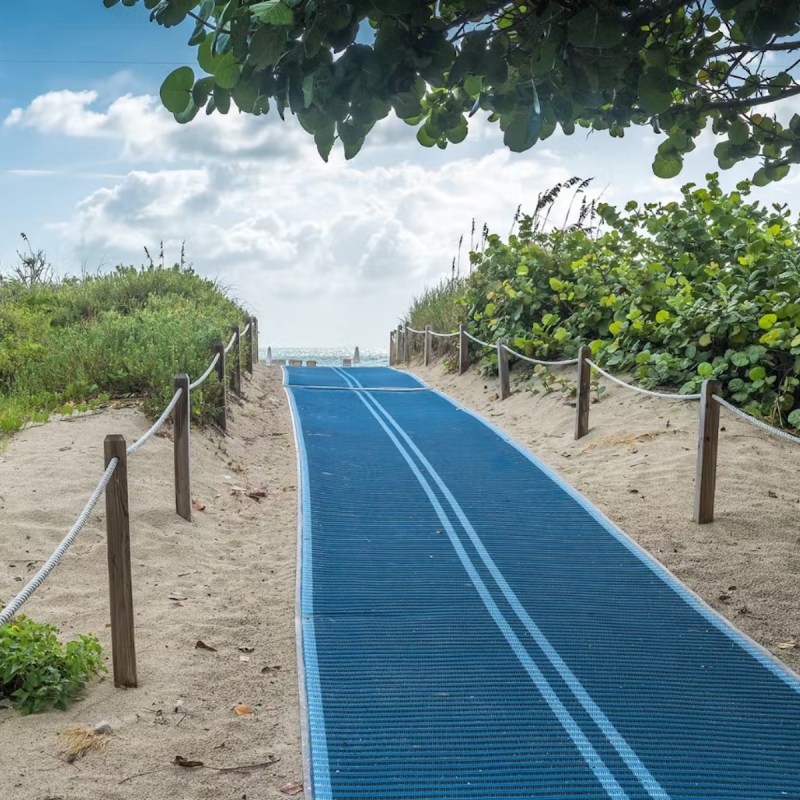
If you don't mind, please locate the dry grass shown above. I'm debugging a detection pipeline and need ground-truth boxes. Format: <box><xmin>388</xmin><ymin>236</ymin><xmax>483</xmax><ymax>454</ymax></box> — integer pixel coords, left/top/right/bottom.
<box><xmin>57</xmin><ymin>727</ymin><xmax>107</xmax><ymax>763</ymax></box>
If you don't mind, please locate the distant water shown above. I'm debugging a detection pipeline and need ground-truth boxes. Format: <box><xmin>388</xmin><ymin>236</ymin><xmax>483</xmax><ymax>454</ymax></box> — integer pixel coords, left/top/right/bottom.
<box><xmin>258</xmin><ymin>346</ymin><xmax>388</xmax><ymax>367</ymax></box>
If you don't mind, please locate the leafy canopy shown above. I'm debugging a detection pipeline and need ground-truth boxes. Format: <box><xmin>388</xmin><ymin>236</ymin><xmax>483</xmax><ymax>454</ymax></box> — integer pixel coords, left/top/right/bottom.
<box><xmin>108</xmin><ymin>0</ymin><xmax>800</xmax><ymax>181</ymax></box>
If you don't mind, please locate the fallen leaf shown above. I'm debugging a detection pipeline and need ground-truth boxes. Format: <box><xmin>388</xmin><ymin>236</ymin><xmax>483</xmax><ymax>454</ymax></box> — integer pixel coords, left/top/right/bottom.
<box><xmin>280</xmin><ymin>782</ymin><xmax>304</xmax><ymax>795</ymax></box>
<box><xmin>777</xmin><ymin>639</ymin><xmax>798</xmax><ymax>650</ymax></box>
<box><xmin>195</xmin><ymin>640</ymin><xmax>217</xmax><ymax>652</ymax></box>
<box><xmin>192</xmin><ymin>499</ymin><xmax>206</xmax><ymax>512</ymax></box>
<box><xmin>246</xmin><ymin>486</ymin><xmax>268</xmax><ymax>501</ymax></box>
<box><xmin>238</xmin><ymin>646</ymin><xmax>255</xmax><ymax>653</ymax></box>
<box><xmin>767</xmin><ymin>490</ymin><xmax>778</xmax><ymax>499</ymax></box>
<box><xmin>229</xmin><ymin>485</ymin><xmax>247</xmax><ymax>496</ymax></box>
<box><xmin>261</xmin><ymin>665</ymin><xmax>282</xmax><ymax>674</ymax></box>
<box><xmin>168</xmin><ymin>593</ymin><xmax>187</xmax><ymax>601</ymax></box>
<box><xmin>173</xmin><ymin>601</ymin><xmax>186</xmax><ymax>607</ymax></box>
<box><xmin>174</xmin><ymin>756</ymin><xmax>204</xmax><ymax>768</ymax></box>
<box><xmin>234</xmin><ymin>704</ymin><xmax>255</xmax><ymax>717</ymax></box>
<box><xmin>239</xmin><ymin>655</ymin><xmax>251</xmax><ymax>663</ymax></box>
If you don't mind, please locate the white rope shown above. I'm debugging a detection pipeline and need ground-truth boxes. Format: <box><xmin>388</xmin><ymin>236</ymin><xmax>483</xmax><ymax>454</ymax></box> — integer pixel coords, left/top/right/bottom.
<box><xmin>126</xmin><ymin>388</ymin><xmax>183</xmax><ymax>456</ymax></box>
<box><xmin>586</xmin><ymin>359</ymin><xmax>701</xmax><ymax>401</ymax></box>
<box><xmin>241</xmin><ymin>322</ymin><xmax>250</xmax><ymax>336</ymax></box>
<box><xmin>0</xmin><ymin>459</ymin><xmax>118</xmax><ymax>627</ymax></box>
<box><xmin>430</xmin><ymin>331</ymin><xmax>459</xmax><ymax>339</ymax></box>
<box><xmin>464</xmin><ymin>331</ymin><xmax>494</xmax><ymax>348</ymax></box>
<box><xmin>501</xmin><ymin>343</ymin><xmax>579</xmax><ymax>367</ymax></box>
<box><xmin>713</xmin><ymin>395</ymin><xmax>800</xmax><ymax>445</ymax></box>
<box><xmin>405</xmin><ymin>326</ymin><xmax>425</xmax><ymax>334</ymax></box>
<box><xmin>223</xmin><ymin>330</ymin><xmax>237</xmax><ymax>354</ymax></box>
<box><xmin>189</xmin><ymin>351</ymin><xmax>221</xmax><ymax>391</ymax></box>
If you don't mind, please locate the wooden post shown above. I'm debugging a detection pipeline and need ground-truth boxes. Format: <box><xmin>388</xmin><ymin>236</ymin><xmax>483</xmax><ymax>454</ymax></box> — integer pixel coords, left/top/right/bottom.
<box><xmin>694</xmin><ymin>379</ymin><xmax>722</xmax><ymax>524</ymax></box>
<box><xmin>104</xmin><ymin>434</ymin><xmax>137</xmax><ymax>688</ymax></box>
<box><xmin>424</xmin><ymin>325</ymin><xmax>431</xmax><ymax>366</ymax></box>
<box><xmin>354</xmin><ymin>346</ymin><xmax>360</xmax><ymax>365</ymax></box>
<box><xmin>498</xmin><ymin>338</ymin><xmax>510</xmax><ymax>400</ymax></box>
<box><xmin>396</xmin><ymin>325</ymin><xmax>403</xmax><ymax>363</ymax></box>
<box><xmin>230</xmin><ymin>325</ymin><xmax>241</xmax><ymax>397</ymax></box>
<box><xmin>213</xmin><ymin>341</ymin><xmax>226</xmax><ymax>432</ymax></box>
<box><xmin>574</xmin><ymin>345</ymin><xmax>591</xmax><ymax>440</ymax></box>
<box><xmin>251</xmin><ymin>316</ymin><xmax>259</xmax><ymax>364</ymax></box>
<box><xmin>244</xmin><ymin>320</ymin><xmax>254</xmax><ymax>374</ymax></box>
<box><xmin>389</xmin><ymin>330</ymin><xmax>395</xmax><ymax>366</ymax></box>
<box><xmin>458</xmin><ymin>323</ymin><xmax>469</xmax><ymax>375</ymax></box>
<box><xmin>173</xmin><ymin>374</ymin><xmax>191</xmax><ymax>522</ymax></box>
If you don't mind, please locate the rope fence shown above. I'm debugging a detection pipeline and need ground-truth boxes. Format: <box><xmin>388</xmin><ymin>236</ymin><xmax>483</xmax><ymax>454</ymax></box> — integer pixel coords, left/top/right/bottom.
<box><xmin>713</xmin><ymin>395</ymin><xmax>800</xmax><ymax>445</ymax></box>
<box><xmin>586</xmin><ymin>359</ymin><xmax>701</xmax><ymax>401</ymax></box>
<box><xmin>0</xmin><ymin>314</ymin><xmax>260</xmax><ymax>689</ymax></box>
<box><xmin>392</xmin><ymin>321</ymin><xmax>798</xmax><ymax>526</ymax></box>
<box><xmin>189</xmin><ymin>351</ymin><xmax>220</xmax><ymax>391</ymax></box>
<box><xmin>0</xmin><ymin>459</ymin><xmax>119</xmax><ymax>628</ymax></box>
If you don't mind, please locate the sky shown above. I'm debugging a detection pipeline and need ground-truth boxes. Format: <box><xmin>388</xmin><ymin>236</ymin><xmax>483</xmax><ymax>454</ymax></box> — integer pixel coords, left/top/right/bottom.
<box><xmin>3</xmin><ymin>3</ymin><xmax>800</xmax><ymax>350</ymax></box>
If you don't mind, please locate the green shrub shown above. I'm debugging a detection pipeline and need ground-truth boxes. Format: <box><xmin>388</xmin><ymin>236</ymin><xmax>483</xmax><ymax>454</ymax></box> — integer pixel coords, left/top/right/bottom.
<box><xmin>0</xmin><ymin>617</ymin><xmax>106</xmax><ymax>714</ymax></box>
<box><xmin>460</xmin><ymin>174</ymin><xmax>800</xmax><ymax>429</ymax></box>
<box><xmin>0</xmin><ymin>262</ymin><xmax>248</xmax><ymax>435</ymax></box>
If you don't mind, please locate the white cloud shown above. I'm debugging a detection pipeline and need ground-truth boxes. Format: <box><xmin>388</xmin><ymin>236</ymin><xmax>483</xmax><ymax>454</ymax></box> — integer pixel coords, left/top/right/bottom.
<box><xmin>7</xmin><ymin>86</ymin><xmax>800</xmax><ymax>348</ymax></box>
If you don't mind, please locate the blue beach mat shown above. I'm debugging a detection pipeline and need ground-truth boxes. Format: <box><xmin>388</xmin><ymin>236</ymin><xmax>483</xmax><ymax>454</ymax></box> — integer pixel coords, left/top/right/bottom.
<box><xmin>285</xmin><ymin>366</ymin><xmax>800</xmax><ymax>800</ymax></box>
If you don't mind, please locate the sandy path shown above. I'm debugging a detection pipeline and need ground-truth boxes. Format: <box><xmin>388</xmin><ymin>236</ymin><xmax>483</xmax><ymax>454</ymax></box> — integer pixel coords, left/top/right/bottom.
<box><xmin>411</xmin><ymin>359</ymin><xmax>800</xmax><ymax>675</ymax></box>
<box><xmin>0</xmin><ymin>364</ymin><xmax>302</xmax><ymax>800</ymax></box>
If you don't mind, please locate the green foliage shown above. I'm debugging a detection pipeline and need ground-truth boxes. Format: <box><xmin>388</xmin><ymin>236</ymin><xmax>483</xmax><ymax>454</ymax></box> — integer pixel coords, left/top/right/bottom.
<box><xmin>412</xmin><ymin>175</ymin><xmax>800</xmax><ymax>429</ymax></box>
<box><xmin>0</xmin><ymin>617</ymin><xmax>105</xmax><ymax>714</ymax></box>
<box><xmin>0</xmin><ymin>261</ymin><xmax>248</xmax><ymax>435</ymax></box>
<box><xmin>405</xmin><ymin>277</ymin><xmax>467</xmax><ymax>367</ymax></box>
<box><xmin>407</xmin><ymin>278</ymin><xmax>466</xmax><ymax>338</ymax></box>
<box><xmin>110</xmin><ymin>1</ymin><xmax>800</xmax><ymax>180</ymax></box>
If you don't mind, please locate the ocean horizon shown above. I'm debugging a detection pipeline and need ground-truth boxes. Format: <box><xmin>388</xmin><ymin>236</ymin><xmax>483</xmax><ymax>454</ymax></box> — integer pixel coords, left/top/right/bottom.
<box><xmin>258</xmin><ymin>346</ymin><xmax>389</xmax><ymax>367</ymax></box>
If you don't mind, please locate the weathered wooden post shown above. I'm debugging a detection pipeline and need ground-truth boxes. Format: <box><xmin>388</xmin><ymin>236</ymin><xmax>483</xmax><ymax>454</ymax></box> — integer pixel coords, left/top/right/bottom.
<box><xmin>396</xmin><ymin>324</ymin><xmax>403</xmax><ymax>364</ymax></box>
<box><xmin>213</xmin><ymin>341</ymin><xmax>226</xmax><ymax>432</ymax></box>
<box><xmin>251</xmin><ymin>316</ymin><xmax>259</xmax><ymax>364</ymax></box>
<box><xmin>354</xmin><ymin>346</ymin><xmax>361</xmax><ymax>365</ymax></box>
<box><xmin>267</xmin><ymin>345</ymin><xmax>272</xmax><ymax>364</ymax></box>
<box><xmin>424</xmin><ymin>325</ymin><xmax>432</xmax><ymax>366</ymax></box>
<box><xmin>173</xmin><ymin>374</ymin><xmax>191</xmax><ymax>522</ymax></box>
<box><xmin>230</xmin><ymin>325</ymin><xmax>241</xmax><ymax>397</ymax></box>
<box><xmin>498</xmin><ymin>338</ymin><xmax>510</xmax><ymax>400</ymax></box>
<box><xmin>104</xmin><ymin>434</ymin><xmax>137</xmax><ymax>688</ymax></box>
<box><xmin>244</xmin><ymin>320</ymin><xmax>254</xmax><ymax>374</ymax></box>
<box><xmin>574</xmin><ymin>345</ymin><xmax>591</xmax><ymax>440</ymax></box>
<box><xmin>694</xmin><ymin>379</ymin><xmax>722</xmax><ymax>524</ymax></box>
<box><xmin>458</xmin><ymin>323</ymin><xmax>469</xmax><ymax>375</ymax></box>
<box><xmin>389</xmin><ymin>330</ymin><xmax>395</xmax><ymax>366</ymax></box>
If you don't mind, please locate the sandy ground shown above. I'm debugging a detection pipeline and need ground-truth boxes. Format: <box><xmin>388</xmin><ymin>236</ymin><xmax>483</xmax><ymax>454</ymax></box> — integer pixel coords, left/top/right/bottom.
<box><xmin>2</xmin><ymin>355</ymin><xmax>799</xmax><ymax>799</ymax></box>
<box><xmin>0</xmin><ymin>364</ymin><xmax>302</xmax><ymax>800</ymax></box>
<box><xmin>411</xmin><ymin>358</ymin><xmax>800</xmax><ymax>675</ymax></box>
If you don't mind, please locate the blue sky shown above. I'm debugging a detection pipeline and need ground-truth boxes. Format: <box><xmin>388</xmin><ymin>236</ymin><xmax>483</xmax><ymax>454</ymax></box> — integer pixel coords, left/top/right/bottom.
<box><xmin>3</xmin><ymin>3</ymin><xmax>800</xmax><ymax>349</ymax></box>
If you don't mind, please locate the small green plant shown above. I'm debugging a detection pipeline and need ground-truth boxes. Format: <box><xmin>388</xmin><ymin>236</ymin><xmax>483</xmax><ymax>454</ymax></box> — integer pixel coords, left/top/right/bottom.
<box><xmin>0</xmin><ymin>616</ymin><xmax>106</xmax><ymax>714</ymax></box>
